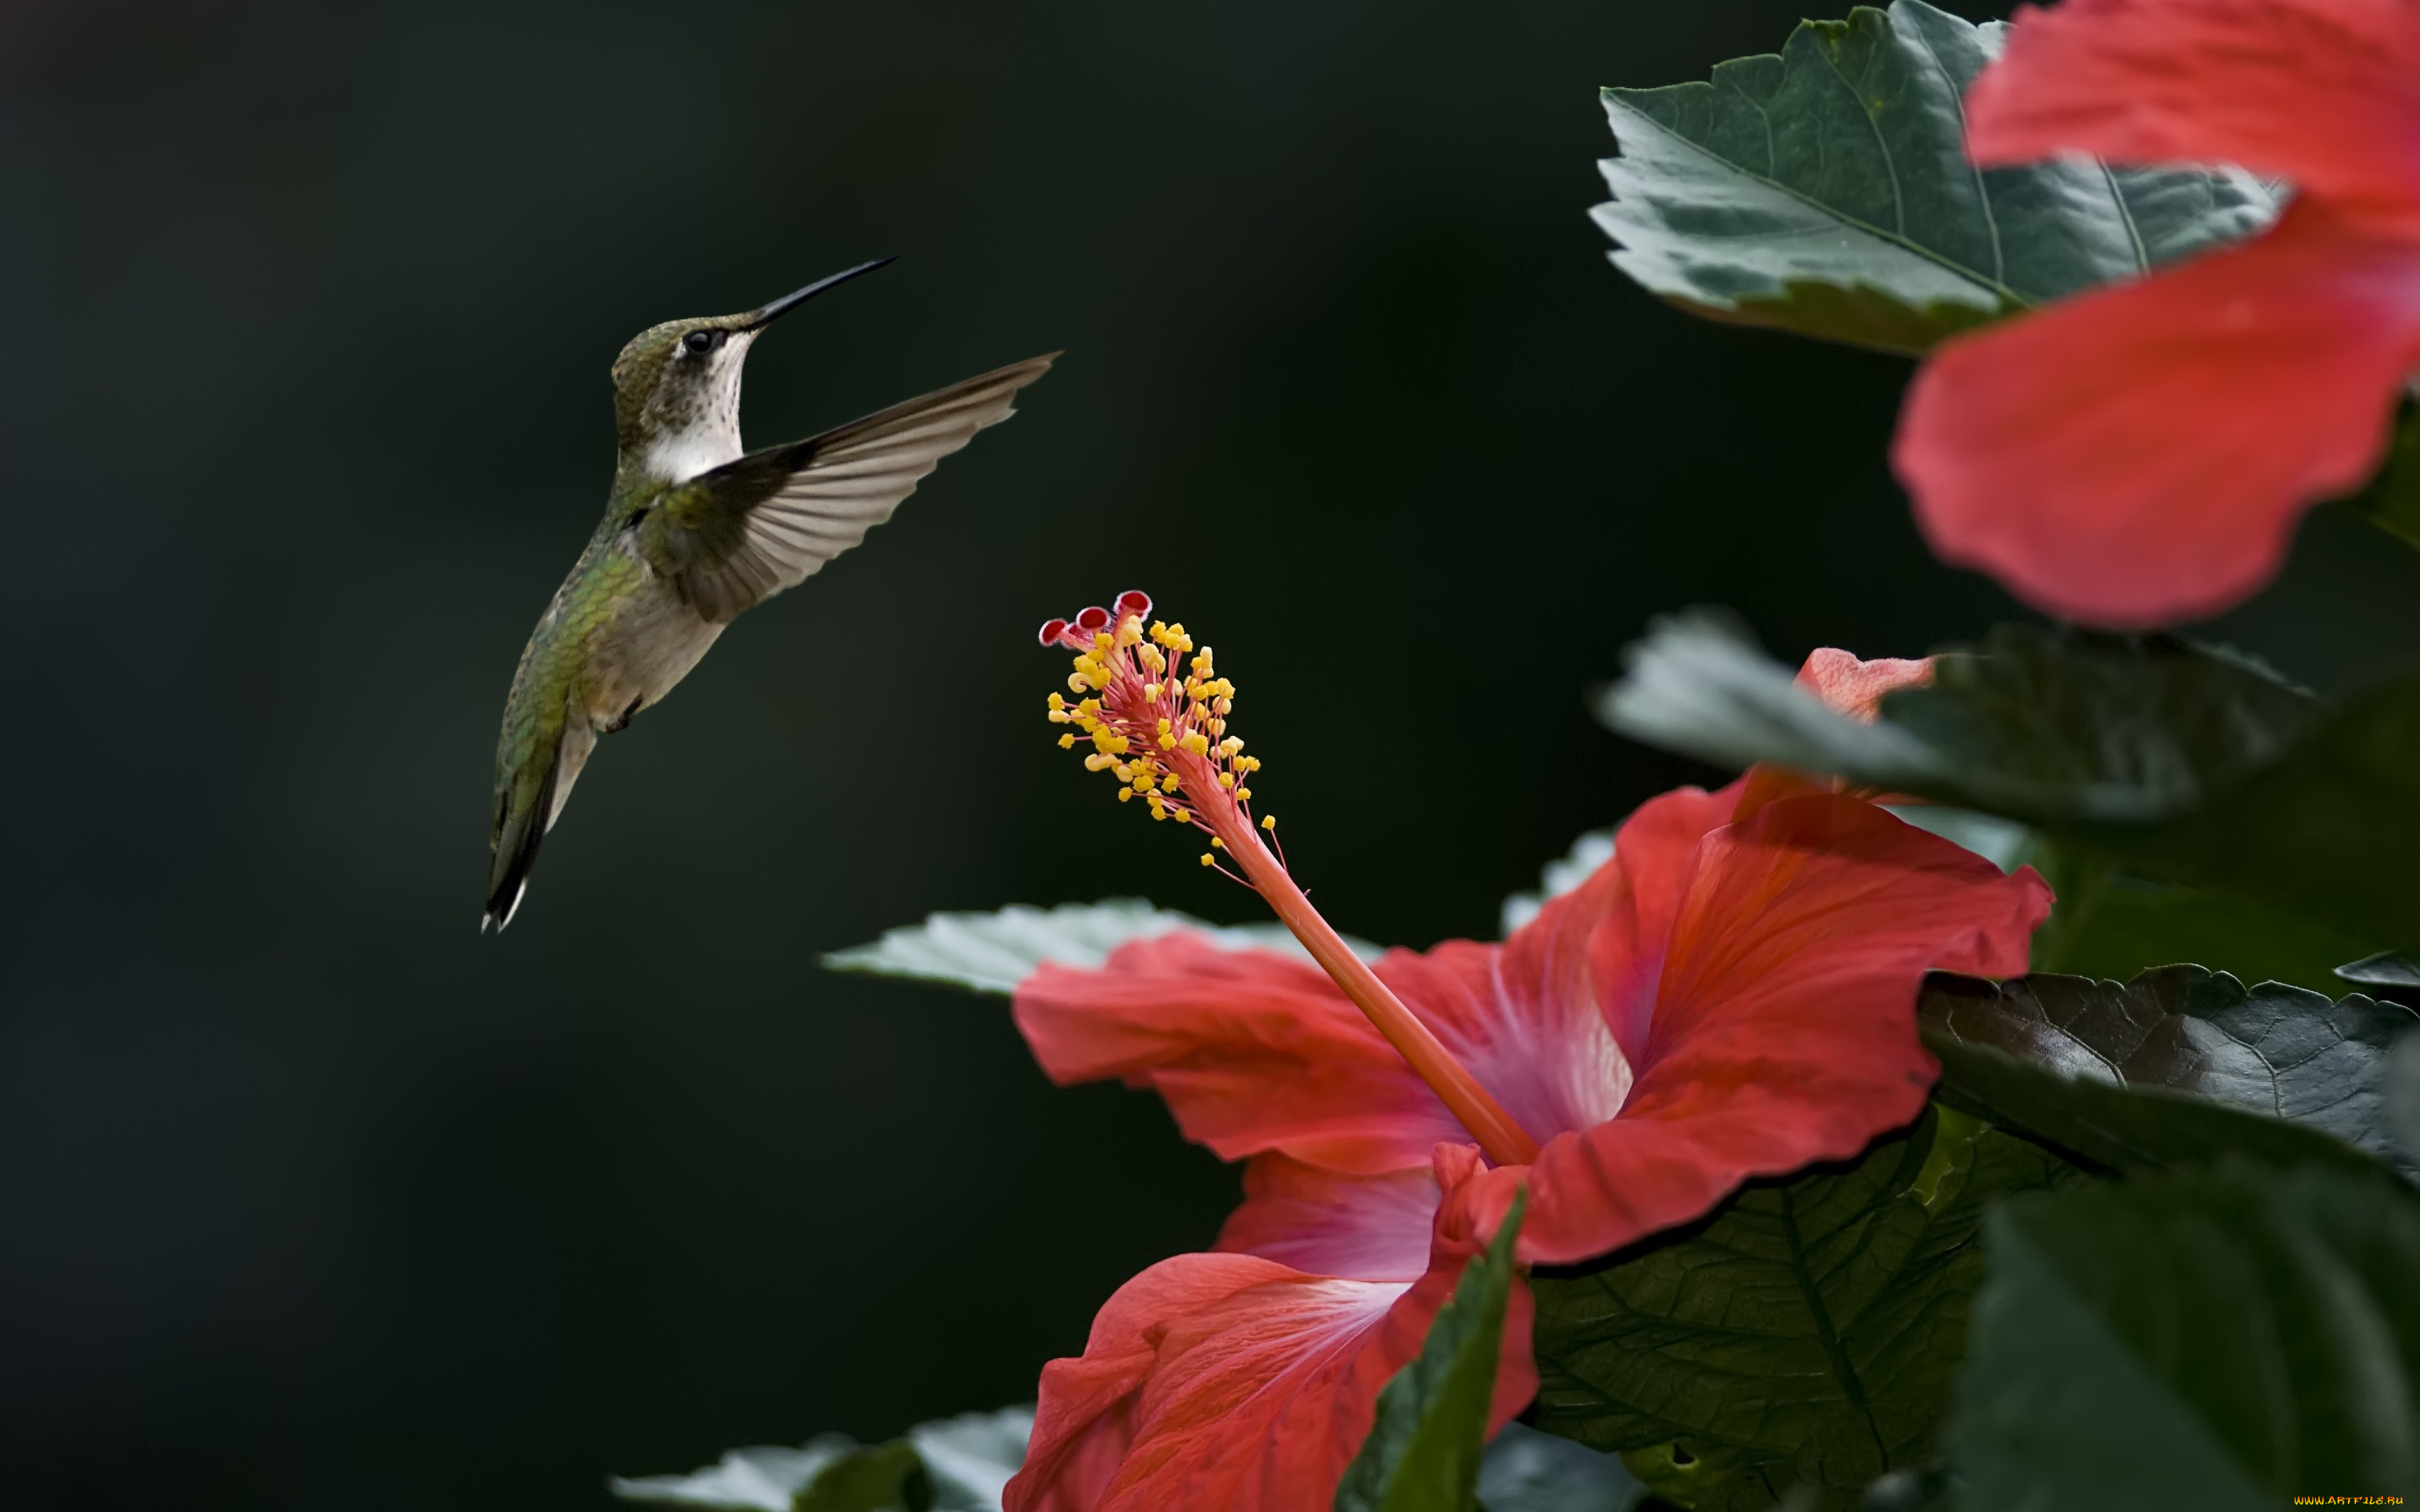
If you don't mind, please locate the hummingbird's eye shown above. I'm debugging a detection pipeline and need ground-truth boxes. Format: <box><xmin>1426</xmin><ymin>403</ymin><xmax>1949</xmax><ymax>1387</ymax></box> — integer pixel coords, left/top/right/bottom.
<box><xmin>681</xmin><ymin>329</ymin><xmax>718</xmax><ymax>355</ymax></box>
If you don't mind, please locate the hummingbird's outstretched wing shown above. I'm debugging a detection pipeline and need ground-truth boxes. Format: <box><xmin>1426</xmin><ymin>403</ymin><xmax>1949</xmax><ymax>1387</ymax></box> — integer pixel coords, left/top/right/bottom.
<box><xmin>649</xmin><ymin>354</ymin><xmax>1058</xmax><ymax>622</ymax></box>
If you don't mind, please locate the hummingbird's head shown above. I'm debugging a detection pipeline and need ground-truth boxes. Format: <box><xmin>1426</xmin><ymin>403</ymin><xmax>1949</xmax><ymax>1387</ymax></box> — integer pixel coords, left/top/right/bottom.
<box><xmin>609</xmin><ymin>257</ymin><xmax>896</xmax><ymax>484</ymax></box>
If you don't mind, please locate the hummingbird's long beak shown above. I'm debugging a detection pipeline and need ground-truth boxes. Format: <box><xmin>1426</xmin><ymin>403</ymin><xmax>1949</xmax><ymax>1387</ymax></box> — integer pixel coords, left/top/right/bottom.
<box><xmin>744</xmin><ymin>257</ymin><xmax>898</xmax><ymax>331</ymax></box>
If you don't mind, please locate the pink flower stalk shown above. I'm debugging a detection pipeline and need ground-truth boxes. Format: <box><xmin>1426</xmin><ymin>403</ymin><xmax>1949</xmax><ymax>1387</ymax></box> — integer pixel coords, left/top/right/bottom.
<box><xmin>1893</xmin><ymin>0</ymin><xmax>2420</xmax><ymax>627</ymax></box>
<box><xmin>1006</xmin><ymin>601</ymin><xmax>2051</xmax><ymax>1512</ymax></box>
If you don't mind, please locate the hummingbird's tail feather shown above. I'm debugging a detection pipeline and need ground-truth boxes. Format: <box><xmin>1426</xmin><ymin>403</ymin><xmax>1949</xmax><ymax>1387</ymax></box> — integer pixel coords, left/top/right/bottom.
<box><xmin>483</xmin><ymin>716</ymin><xmax>597</xmax><ymax>932</ymax></box>
<box><xmin>484</xmin><ymin>757</ymin><xmax>558</xmax><ymax>933</ymax></box>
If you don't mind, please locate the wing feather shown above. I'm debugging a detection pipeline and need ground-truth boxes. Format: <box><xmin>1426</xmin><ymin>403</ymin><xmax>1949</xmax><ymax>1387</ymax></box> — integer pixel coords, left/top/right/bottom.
<box><xmin>654</xmin><ymin>354</ymin><xmax>1056</xmax><ymax>622</ymax></box>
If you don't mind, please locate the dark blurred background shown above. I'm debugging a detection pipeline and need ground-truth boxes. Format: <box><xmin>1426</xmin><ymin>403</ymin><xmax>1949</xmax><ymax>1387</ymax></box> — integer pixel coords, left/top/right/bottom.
<box><xmin>37</xmin><ymin>0</ymin><xmax>2372</xmax><ymax>1504</ymax></box>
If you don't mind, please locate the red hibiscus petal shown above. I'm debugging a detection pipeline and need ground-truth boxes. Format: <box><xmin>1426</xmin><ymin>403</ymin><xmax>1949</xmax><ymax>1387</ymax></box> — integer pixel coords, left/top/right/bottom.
<box><xmin>1495</xmin><ymin>782</ymin><xmax>1747</xmax><ymax>1070</ymax></box>
<box><xmin>1007</xmin><ymin>1252</ymin><xmax>1296</xmax><ymax>1512</ymax></box>
<box><xmin>1014</xmin><ymin>937</ymin><xmax>1462</xmax><ymax>1174</ymax></box>
<box><xmin>1968</xmin><ymin>0</ymin><xmax>2420</xmax><ymax>219</ymax></box>
<box><xmin>1487</xmin><ymin>794</ymin><xmax>2051</xmax><ymax>1265</ymax></box>
<box><xmin>1896</xmin><ymin>204</ymin><xmax>2420</xmax><ymax>627</ymax></box>
<box><xmin>1215</xmin><ymin>1155</ymin><xmax>1439</xmax><ymax>1283</ymax></box>
<box><xmin>1796</xmin><ymin>648</ymin><xmax>1932</xmax><ymax>723</ymax></box>
<box><xmin>1007</xmin><ymin>1148</ymin><xmax>1534</xmax><ymax>1512</ymax></box>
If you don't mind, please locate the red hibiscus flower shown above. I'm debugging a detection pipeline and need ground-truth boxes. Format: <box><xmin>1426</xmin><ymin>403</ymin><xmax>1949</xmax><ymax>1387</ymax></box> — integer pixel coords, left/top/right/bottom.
<box><xmin>1005</xmin><ymin>597</ymin><xmax>2049</xmax><ymax>1511</ymax></box>
<box><xmin>1892</xmin><ymin>0</ymin><xmax>2420</xmax><ymax>627</ymax></box>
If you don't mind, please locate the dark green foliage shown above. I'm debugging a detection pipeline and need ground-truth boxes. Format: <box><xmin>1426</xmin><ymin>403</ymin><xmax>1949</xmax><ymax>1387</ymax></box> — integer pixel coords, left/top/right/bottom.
<box><xmin>1954</xmin><ymin>1162</ymin><xmax>2420</xmax><ymax>1507</ymax></box>
<box><xmin>2020</xmin><ymin>843</ymin><xmax>2374</xmax><ymax>997</ymax></box>
<box><xmin>1593</xmin><ymin>0</ymin><xmax>2273</xmax><ymax>354</ymax></box>
<box><xmin>2342</xmin><ymin>404</ymin><xmax>2420</xmax><ymax>553</ymax></box>
<box><xmin>1602</xmin><ymin>617</ymin><xmax>2420</xmax><ymax>950</ymax></box>
<box><xmin>1335</xmin><ymin>1195</ymin><xmax>1528</xmax><ymax>1512</ymax></box>
<box><xmin>1528</xmin><ymin>1110</ymin><xmax>2074</xmax><ymax>1510</ymax></box>
<box><xmin>1919</xmin><ymin>968</ymin><xmax>2417</xmax><ymax>1178</ymax></box>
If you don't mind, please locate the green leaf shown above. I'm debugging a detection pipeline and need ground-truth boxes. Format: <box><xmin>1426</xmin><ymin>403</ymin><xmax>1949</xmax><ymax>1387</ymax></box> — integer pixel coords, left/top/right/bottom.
<box><xmin>2341</xmin><ymin>402</ymin><xmax>2420</xmax><ymax>553</ymax></box>
<box><xmin>1600</xmin><ymin>617</ymin><xmax>2420</xmax><ymax>947</ymax></box>
<box><xmin>1920</xmin><ymin>968</ymin><xmax>2415</xmax><ymax>1178</ymax></box>
<box><xmin>1337</xmin><ymin>1194</ymin><xmax>1527</xmax><ymax>1512</ymax></box>
<box><xmin>2020</xmin><ymin>839</ymin><xmax>2375</xmax><ymax>996</ymax></box>
<box><xmin>1528</xmin><ymin>1110</ymin><xmax>2075</xmax><ymax>1510</ymax></box>
<box><xmin>2391</xmin><ymin>1028</ymin><xmax>2420</xmax><ymax>1170</ymax></box>
<box><xmin>795</xmin><ymin>1442</ymin><xmax>930</xmax><ymax>1512</ymax></box>
<box><xmin>1953</xmin><ymin>1161</ymin><xmax>2420</xmax><ymax>1507</ymax></box>
<box><xmin>612</xmin><ymin>1440</ymin><xmax>858</xmax><ymax>1511</ymax></box>
<box><xmin>823</xmin><ymin>899</ymin><xmax>1380</xmax><ymax>995</ymax></box>
<box><xmin>1592</xmin><ymin>0</ymin><xmax>2275</xmax><ymax>354</ymax></box>
<box><xmin>611</xmin><ymin>1408</ymin><xmax>1031</xmax><ymax>1512</ymax></box>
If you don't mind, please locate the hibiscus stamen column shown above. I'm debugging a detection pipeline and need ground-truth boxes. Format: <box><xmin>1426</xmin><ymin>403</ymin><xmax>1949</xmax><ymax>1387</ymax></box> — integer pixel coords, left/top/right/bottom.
<box><xmin>1039</xmin><ymin>591</ymin><xmax>1542</xmax><ymax>1168</ymax></box>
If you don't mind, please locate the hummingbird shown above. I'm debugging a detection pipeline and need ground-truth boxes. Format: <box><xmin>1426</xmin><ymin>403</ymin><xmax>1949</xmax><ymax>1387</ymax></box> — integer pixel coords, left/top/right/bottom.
<box><xmin>484</xmin><ymin>258</ymin><xmax>1055</xmax><ymax>931</ymax></box>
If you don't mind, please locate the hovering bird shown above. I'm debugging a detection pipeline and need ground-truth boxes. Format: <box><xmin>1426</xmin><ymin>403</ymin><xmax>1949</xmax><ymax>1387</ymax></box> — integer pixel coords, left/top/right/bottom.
<box><xmin>485</xmin><ymin>258</ymin><xmax>1054</xmax><ymax>930</ymax></box>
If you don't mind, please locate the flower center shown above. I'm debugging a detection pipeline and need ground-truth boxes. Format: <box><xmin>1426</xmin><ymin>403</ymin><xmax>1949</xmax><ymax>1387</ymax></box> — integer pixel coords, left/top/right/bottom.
<box><xmin>1040</xmin><ymin>591</ymin><xmax>1542</xmax><ymax>1168</ymax></box>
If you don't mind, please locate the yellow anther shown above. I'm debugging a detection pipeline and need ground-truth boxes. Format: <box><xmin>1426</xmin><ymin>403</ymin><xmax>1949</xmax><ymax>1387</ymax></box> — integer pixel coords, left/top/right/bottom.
<box><xmin>1170</xmin><ymin>806</ymin><xmax>1190</xmax><ymax>824</ymax></box>
<box><xmin>1218</xmin><ymin>737</ymin><xmax>1244</xmax><ymax>758</ymax></box>
<box><xmin>1206</xmin><ymin>717</ymin><xmax>1226</xmax><ymax>736</ymax></box>
<box><xmin>1139</xmin><ymin>644</ymin><xmax>1166</xmax><ymax>673</ymax></box>
<box><xmin>1144</xmin><ymin>683</ymin><xmax>1162</xmax><ymax>702</ymax></box>
<box><xmin>1084</xmin><ymin>753</ymin><xmax>1116</xmax><ymax>772</ymax></box>
<box><xmin>1078</xmin><ymin>699</ymin><xmax>1101</xmax><ymax>716</ymax></box>
<box><xmin>1180</xmin><ymin>732</ymin><xmax>1211</xmax><ymax>755</ymax></box>
<box><xmin>1058</xmin><ymin>732</ymin><xmax>1076</xmax><ymax>749</ymax></box>
<box><xmin>1116</xmin><ymin>615</ymin><xmax>1144</xmax><ymax>648</ymax></box>
<box><xmin>1118</xmin><ymin>788</ymin><xmax>1134</xmax><ymax>803</ymax></box>
<box><xmin>1132</xmin><ymin>776</ymin><xmax>1155</xmax><ymax>795</ymax></box>
<box><xmin>1067</xmin><ymin>672</ymin><xmax>1090</xmax><ymax>694</ymax></box>
<box><xmin>1160</xmin><ymin>774</ymin><xmax>1181</xmax><ymax>793</ymax></box>
<box><xmin>1211</xmin><ymin>836</ymin><xmax>1225</xmax><ymax>849</ymax></box>
<box><xmin>1219</xmin><ymin>773</ymin><xmax>1235</xmax><ymax>790</ymax></box>
<box><xmin>1158</xmin><ymin>732</ymin><xmax>1178</xmax><ymax>751</ymax></box>
<box><xmin>1212</xmin><ymin>696</ymin><xmax>1232</xmax><ymax>716</ymax></box>
<box><xmin>1262</xmin><ymin>815</ymin><xmax>1276</xmax><ymax>831</ymax></box>
<box><xmin>1236</xmin><ymin>786</ymin><xmax>1253</xmax><ymax>801</ymax></box>
<box><xmin>1097</xmin><ymin>732</ymin><xmax>1131</xmax><ymax>756</ymax></box>
<box><xmin>1092</xmin><ymin>632</ymin><xmax>1114</xmax><ymax>655</ymax></box>
<box><xmin>1048</xmin><ymin>692</ymin><xmax>1065</xmax><ymax>710</ymax></box>
<box><xmin>1200</xmin><ymin>853</ymin><xmax>1215</xmax><ymax>866</ymax></box>
<box><xmin>1048</xmin><ymin>709</ymin><xmax>1071</xmax><ymax>724</ymax></box>
<box><xmin>1210</xmin><ymin>679</ymin><xmax>1235</xmax><ymax>698</ymax></box>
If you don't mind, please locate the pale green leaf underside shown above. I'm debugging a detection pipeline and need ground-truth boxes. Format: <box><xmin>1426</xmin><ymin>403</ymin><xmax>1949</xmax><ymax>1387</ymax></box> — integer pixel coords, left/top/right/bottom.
<box><xmin>1593</xmin><ymin>0</ymin><xmax>2277</xmax><ymax>354</ymax></box>
<box><xmin>1500</xmin><ymin>829</ymin><xmax>1617</xmax><ymax>937</ymax></box>
<box><xmin>823</xmin><ymin>899</ymin><xmax>1383</xmax><ymax>995</ymax></box>
<box><xmin>613</xmin><ymin>1403</ymin><xmax>1638</xmax><ymax>1512</ymax></box>
<box><xmin>610</xmin><ymin>1407</ymin><xmax>1032</xmax><ymax>1511</ymax></box>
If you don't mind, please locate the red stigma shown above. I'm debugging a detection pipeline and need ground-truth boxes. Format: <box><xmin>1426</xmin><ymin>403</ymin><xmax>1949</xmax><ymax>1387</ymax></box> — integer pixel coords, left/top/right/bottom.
<box><xmin>1115</xmin><ymin>590</ymin><xmax>1153</xmax><ymax>618</ymax></box>
<box><xmin>1076</xmin><ymin>606</ymin><xmax>1112</xmax><ymax>633</ymax></box>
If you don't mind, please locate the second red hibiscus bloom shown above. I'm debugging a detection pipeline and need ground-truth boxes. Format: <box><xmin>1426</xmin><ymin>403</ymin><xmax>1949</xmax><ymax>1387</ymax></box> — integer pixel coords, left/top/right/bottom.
<box><xmin>1894</xmin><ymin>0</ymin><xmax>2420</xmax><ymax>627</ymax></box>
